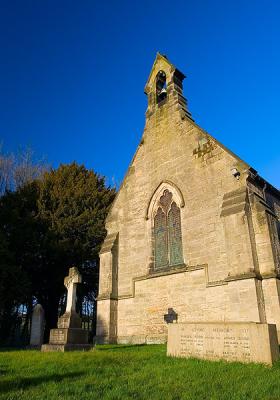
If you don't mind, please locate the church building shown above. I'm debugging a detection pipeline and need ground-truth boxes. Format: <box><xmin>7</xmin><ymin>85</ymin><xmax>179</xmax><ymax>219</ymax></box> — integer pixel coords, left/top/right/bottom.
<box><xmin>96</xmin><ymin>53</ymin><xmax>280</xmax><ymax>344</ymax></box>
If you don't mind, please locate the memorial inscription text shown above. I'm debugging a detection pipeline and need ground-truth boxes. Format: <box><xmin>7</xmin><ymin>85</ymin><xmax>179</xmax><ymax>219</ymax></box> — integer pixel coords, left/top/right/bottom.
<box><xmin>167</xmin><ymin>322</ymin><xmax>279</xmax><ymax>365</ymax></box>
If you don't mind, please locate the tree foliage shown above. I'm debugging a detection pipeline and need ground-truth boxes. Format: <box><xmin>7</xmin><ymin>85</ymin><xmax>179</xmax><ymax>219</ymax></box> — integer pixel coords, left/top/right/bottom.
<box><xmin>0</xmin><ymin>162</ymin><xmax>115</xmax><ymax>343</ymax></box>
<box><xmin>0</xmin><ymin>182</ymin><xmax>38</xmax><ymax>343</ymax></box>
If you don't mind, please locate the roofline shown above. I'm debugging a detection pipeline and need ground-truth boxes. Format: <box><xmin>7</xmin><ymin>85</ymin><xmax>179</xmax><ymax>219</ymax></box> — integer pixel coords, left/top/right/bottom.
<box><xmin>248</xmin><ymin>169</ymin><xmax>280</xmax><ymax>199</ymax></box>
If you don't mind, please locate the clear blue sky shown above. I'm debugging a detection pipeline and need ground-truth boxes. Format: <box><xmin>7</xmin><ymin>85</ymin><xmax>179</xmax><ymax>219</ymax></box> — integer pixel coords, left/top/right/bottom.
<box><xmin>0</xmin><ymin>0</ymin><xmax>279</xmax><ymax>188</ymax></box>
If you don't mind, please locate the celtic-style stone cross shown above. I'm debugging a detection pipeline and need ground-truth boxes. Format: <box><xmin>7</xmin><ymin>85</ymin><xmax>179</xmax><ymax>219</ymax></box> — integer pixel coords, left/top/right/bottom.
<box><xmin>64</xmin><ymin>267</ymin><xmax>82</xmax><ymax>313</ymax></box>
<box><xmin>42</xmin><ymin>266</ymin><xmax>90</xmax><ymax>351</ymax></box>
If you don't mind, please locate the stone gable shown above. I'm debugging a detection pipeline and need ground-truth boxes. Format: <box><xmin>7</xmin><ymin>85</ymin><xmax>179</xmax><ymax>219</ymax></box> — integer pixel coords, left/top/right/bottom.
<box><xmin>96</xmin><ymin>54</ymin><xmax>280</xmax><ymax>345</ymax></box>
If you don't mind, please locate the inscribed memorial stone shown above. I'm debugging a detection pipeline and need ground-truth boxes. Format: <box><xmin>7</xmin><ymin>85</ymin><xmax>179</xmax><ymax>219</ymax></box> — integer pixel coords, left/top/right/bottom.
<box><xmin>167</xmin><ymin>322</ymin><xmax>279</xmax><ymax>365</ymax></box>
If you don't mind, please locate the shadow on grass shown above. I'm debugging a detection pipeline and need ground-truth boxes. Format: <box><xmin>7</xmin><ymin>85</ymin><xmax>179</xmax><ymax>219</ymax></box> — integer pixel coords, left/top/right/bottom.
<box><xmin>0</xmin><ymin>371</ymin><xmax>85</xmax><ymax>394</ymax></box>
<box><xmin>0</xmin><ymin>368</ymin><xmax>8</xmax><ymax>376</ymax></box>
<box><xmin>0</xmin><ymin>347</ymin><xmax>26</xmax><ymax>352</ymax></box>
<box><xmin>97</xmin><ymin>344</ymin><xmax>147</xmax><ymax>351</ymax></box>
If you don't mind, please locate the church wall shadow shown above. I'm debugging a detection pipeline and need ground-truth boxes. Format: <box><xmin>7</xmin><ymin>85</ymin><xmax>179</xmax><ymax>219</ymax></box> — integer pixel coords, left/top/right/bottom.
<box><xmin>97</xmin><ymin>343</ymin><xmax>147</xmax><ymax>351</ymax></box>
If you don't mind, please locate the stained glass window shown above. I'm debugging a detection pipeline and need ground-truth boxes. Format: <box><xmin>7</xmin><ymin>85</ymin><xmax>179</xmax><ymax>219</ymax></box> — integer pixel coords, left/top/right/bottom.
<box><xmin>168</xmin><ymin>202</ymin><xmax>184</xmax><ymax>266</ymax></box>
<box><xmin>153</xmin><ymin>190</ymin><xmax>184</xmax><ymax>270</ymax></box>
<box><xmin>154</xmin><ymin>207</ymin><xmax>168</xmax><ymax>268</ymax></box>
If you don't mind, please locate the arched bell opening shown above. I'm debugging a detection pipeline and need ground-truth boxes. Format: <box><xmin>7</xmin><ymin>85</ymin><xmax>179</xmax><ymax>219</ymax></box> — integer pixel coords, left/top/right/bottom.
<box><xmin>156</xmin><ymin>70</ymin><xmax>167</xmax><ymax>104</ymax></box>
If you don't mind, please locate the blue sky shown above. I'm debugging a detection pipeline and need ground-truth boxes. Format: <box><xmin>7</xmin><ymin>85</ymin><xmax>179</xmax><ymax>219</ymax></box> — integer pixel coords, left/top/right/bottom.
<box><xmin>0</xmin><ymin>0</ymin><xmax>279</xmax><ymax>188</ymax></box>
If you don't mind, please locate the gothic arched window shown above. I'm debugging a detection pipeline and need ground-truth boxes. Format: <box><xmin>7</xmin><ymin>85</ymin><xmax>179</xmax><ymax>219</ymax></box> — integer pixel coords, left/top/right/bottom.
<box><xmin>153</xmin><ymin>189</ymin><xmax>184</xmax><ymax>269</ymax></box>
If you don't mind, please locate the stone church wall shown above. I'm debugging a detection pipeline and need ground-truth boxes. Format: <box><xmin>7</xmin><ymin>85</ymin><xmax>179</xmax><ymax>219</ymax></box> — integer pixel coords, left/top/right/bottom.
<box><xmin>97</xmin><ymin>54</ymin><xmax>280</xmax><ymax>344</ymax></box>
<box><xmin>117</xmin><ymin>271</ymin><xmax>261</xmax><ymax>343</ymax></box>
<box><xmin>98</xmin><ymin>111</ymin><xmax>265</xmax><ymax>343</ymax></box>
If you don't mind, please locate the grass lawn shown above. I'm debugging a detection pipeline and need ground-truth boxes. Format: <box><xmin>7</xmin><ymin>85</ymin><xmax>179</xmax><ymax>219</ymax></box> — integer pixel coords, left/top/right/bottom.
<box><xmin>1</xmin><ymin>344</ymin><xmax>280</xmax><ymax>400</ymax></box>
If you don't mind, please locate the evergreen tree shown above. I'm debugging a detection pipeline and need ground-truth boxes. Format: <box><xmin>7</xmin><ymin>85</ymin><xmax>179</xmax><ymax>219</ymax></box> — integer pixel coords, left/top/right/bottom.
<box><xmin>0</xmin><ymin>183</ymin><xmax>37</xmax><ymax>344</ymax></box>
<box><xmin>37</xmin><ymin>163</ymin><xmax>115</xmax><ymax>335</ymax></box>
<box><xmin>0</xmin><ymin>162</ymin><xmax>115</xmax><ymax>342</ymax></box>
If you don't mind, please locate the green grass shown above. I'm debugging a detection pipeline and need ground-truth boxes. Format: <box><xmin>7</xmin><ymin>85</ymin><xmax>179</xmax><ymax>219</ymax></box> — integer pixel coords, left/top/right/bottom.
<box><xmin>1</xmin><ymin>344</ymin><xmax>280</xmax><ymax>400</ymax></box>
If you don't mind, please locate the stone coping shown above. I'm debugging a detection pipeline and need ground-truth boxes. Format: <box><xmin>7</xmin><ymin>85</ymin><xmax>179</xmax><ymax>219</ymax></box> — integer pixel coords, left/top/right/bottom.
<box><xmin>97</xmin><ymin>264</ymin><xmax>280</xmax><ymax>301</ymax></box>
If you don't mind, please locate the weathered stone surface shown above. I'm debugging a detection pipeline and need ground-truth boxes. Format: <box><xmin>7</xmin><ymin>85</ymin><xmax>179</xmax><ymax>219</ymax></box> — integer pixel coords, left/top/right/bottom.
<box><xmin>64</xmin><ymin>267</ymin><xmax>82</xmax><ymax>312</ymax></box>
<box><xmin>49</xmin><ymin>327</ymin><xmax>88</xmax><ymax>345</ymax></box>
<box><xmin>57</xmin><ymin>311</ymin><xmax>81</xmax><ymax>329</ymax></box>
<box><xmin>30</xmin><ymin>304</ymin><xmax>44</xmax><ymax>348</ymax></box>
<box><xmin>96</xmin><ymin>53</ymin><xmax>280</xmax><ymax>345</ymax></box>
<box><xmin>167</xmin><ymin>322</ymin><xmax>279</xmax><ymax>365</ymax></box>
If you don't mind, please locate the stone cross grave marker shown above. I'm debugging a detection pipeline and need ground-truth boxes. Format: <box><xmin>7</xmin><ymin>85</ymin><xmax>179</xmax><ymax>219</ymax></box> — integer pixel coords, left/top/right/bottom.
<box><xmin>64</xmin><ymin>266</ymin><xmax>82</xmax><ymax>313</ymax></box>
<box><xmin>41</xmin><ymin>266</ymin><xmax>91</xmax><ymax>351</ymax></box>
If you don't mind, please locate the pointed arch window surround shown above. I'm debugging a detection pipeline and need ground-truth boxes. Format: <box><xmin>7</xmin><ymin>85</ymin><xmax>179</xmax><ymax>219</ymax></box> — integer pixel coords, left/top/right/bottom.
<box><xmin>153</xmin><ymin>189</ymin><xmax>184</xmax><ymax>269</ymax></box>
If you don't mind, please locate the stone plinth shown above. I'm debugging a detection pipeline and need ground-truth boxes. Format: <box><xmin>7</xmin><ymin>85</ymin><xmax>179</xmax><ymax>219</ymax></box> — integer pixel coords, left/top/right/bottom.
<box><xmin>167</xmin><ymin>322</ymin><xmax>279</xmax><ymax>365</ymax></box>
<box><xmin>49</xmin><ymin>327</ymin><xmax>88</xmax><ymax>344</ymax></box>
<box><xmin>57</xmin><ymin>311</ymin><xmax>82</xmax><ymax>329</ymax></box>
<box><xmin>41</xmin><ymin>310</ymin><xmax>91</xmax><ymax>352</ymax></box>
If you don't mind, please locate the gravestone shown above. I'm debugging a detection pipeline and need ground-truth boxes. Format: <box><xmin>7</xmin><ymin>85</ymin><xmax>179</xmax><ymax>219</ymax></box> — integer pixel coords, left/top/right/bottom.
<box><xmin>41</xmin><ymin>267</ymin><xmax>92</xmax><ymax>352</ymax></box>
<box><xmin>30</xmin><ymin>304</ymin><xmax>45</xmax><ymax>348</ymax></box>
<box><xmin>167</xmin><ymin>322</ymin><xmax>279</xmax><ymax>365</ymax></box>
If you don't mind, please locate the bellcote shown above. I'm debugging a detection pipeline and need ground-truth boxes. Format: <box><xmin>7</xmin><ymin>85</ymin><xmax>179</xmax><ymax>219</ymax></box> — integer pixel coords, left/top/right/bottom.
<box><xmin>144</xmin><ymin>53</ymin><xmax>193</xmax><ymax>120</ymax></box>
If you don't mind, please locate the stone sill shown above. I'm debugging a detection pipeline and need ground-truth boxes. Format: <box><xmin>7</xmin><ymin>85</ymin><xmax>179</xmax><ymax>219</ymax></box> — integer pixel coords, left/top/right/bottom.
<box><xmin>97</xmin><ymin>266</ymin><xmax>280</xmax><ymax>302</ymax></box>
<box><xmin>147</xmin><ymin>264</ymin><xmax>187</xmax><ymax>279</ymax></box>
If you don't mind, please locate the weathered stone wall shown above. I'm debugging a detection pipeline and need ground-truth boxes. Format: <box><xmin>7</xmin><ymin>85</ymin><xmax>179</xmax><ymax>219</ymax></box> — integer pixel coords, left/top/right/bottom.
<box><xmin>97</xmin><ymin>55</ymin><xmax>280</xmax><ymax>344</ymax></box>
<box><xmin>98</xmin><ymin>108</ymin><xmax>260</xmax><ymax>342</ymax></box>
<box><xmin>106</xmin><ymin>114</ymin><xmax>250</xmax><ymax>290</ymax></box>
<box><xmin>117</xmin><ymin>272</ymin><xmax>262</xmax><ymax>343</ymax></box>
